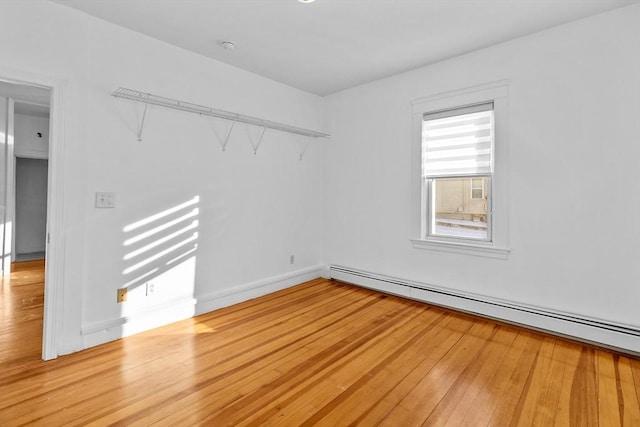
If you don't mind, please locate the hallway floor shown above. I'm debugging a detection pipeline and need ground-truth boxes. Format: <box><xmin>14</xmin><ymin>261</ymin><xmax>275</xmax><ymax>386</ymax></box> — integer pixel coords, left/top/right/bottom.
<box><xmin>0</xmin><ymin>261</ymin><xmax>44</xmax><ymax>371</ymax></box>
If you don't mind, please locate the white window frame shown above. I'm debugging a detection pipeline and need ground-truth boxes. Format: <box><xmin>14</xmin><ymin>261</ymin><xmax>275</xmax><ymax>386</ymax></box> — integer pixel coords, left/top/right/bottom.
<box><xmin>411</xmin><ymin>81</ymin><xmax>510</xmax><ymax>259</ymax></box>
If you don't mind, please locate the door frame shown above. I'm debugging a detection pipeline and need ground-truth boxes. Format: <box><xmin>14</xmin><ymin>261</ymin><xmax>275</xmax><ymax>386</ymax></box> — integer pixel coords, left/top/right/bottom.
<box><xmin>0</xmin><ymin>68</ymin><xmax>66</xmax><ymax>360</ymax></box>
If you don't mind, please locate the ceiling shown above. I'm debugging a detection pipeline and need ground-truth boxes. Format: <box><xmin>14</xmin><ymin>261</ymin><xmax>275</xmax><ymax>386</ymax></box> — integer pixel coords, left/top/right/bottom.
<box><xmin>52</xmin><ymin>0</ymin><xmax>637</xmax><ymax>96</ymax></box>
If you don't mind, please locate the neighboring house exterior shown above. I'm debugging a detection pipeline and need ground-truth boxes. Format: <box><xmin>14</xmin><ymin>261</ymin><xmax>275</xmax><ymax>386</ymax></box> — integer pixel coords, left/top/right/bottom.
<box><xmin>435</xmin><ymin>177</ymin><xmax>489</xmax><ymax>223</ymax></box>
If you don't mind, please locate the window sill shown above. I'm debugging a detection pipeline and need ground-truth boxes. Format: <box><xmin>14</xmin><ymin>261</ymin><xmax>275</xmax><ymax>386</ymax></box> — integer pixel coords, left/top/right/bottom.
<box><xmin>410</xmin><ymin>238</ymin><xmax>509</xmax><ymax>259</ymax></box>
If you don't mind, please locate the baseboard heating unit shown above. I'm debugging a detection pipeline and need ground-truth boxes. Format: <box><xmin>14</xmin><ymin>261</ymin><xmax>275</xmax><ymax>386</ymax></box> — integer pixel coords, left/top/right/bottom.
<box><xmin>329</xmin><ymin>265</ymin><xmax>640</xmax><ymax>355</ymax></box>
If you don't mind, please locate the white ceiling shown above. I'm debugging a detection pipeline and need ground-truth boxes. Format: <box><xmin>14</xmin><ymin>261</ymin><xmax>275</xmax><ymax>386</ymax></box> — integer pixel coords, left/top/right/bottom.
<box><xmin>52</xmin><ymin>0</ymin><xmax>637</xmax><ymax>96</ymax></box>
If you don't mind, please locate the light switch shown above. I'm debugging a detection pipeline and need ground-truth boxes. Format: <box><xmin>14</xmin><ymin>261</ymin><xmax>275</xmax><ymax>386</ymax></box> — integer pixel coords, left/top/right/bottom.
<box><xmin>95</xmin><ymin>192</ymin><xmax>115</xmax><ymax>208</ymax></box>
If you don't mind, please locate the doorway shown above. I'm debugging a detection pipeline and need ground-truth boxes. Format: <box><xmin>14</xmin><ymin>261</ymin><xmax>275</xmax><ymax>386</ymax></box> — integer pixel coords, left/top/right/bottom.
<box><xmin>0</xmin><ymin>79</ymin><xmax>53</xmax><ymax>360</ymax></box>
<box><xmin>13</xmin><ymin>101</ymin><xmax>50</xmax><ymax>263</ymax></box>
<box><xmin>15</xmin><ymin>157</ymin><xmax>49</xmax><ymax>262</ymax></box>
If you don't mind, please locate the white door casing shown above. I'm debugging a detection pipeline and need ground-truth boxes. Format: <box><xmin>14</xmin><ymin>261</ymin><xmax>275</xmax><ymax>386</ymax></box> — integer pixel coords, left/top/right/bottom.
<box><xmin>0</xmin><ymin>69</ymin><xmax>67</xmax><ymax>360</ymax></box>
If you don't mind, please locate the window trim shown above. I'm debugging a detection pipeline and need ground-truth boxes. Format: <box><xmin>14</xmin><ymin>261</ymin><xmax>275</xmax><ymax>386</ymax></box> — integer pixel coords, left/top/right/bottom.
<box><xmin>411</xmin><ymin>80</ymin><xmax>510</xmax><ymax>259</ymax></box>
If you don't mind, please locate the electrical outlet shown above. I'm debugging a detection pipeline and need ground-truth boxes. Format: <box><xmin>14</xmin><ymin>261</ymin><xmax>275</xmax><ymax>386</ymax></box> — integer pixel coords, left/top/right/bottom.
<box><xmin>290</xmin><ymin>255</ymin><xmax>295</xmax><ymax>264</ymax></box>
<box><xmin>146</xmin><ymin>282</ymin><xmax>155</xmax><ymax>296</ymax></box>
<box><xmin>95</xmin><ymin>192</ymin><xmax>115</xmax><ymax>208</ymax></box>
<box><xmin>117</xmin><ymin>288</ymin><xmax>127</xmax><ymax>303</ymax></box>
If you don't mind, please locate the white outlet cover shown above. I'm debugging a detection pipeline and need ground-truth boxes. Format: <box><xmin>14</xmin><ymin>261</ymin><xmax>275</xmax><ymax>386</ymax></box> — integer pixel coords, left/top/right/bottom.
<box><xmin>95</xmin><ymin>192</ymin><xmax>115</xmax><ymax>208</ymax></box>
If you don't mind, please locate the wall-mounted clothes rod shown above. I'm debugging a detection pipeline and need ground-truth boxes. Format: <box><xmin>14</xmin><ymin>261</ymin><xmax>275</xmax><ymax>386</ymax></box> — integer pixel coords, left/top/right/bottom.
<box><xmin>111</xmin><ymin>87</ymin><xmax>331</xmax><ymax>141</ymax></box>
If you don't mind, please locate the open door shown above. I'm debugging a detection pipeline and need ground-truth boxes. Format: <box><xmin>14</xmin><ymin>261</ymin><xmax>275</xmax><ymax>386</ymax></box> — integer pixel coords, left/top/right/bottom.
<box><xmin>0</xmin><ymin>96</ymin><xmax>15</xmax><ymax>274</ymax></box>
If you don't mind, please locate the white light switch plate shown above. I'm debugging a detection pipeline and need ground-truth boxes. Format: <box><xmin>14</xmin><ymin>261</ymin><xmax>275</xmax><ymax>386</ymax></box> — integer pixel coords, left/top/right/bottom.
<box><xmin>95</xmin><ymin>192</ymin><xmax>115</xmax><ymax>208</ymax></box>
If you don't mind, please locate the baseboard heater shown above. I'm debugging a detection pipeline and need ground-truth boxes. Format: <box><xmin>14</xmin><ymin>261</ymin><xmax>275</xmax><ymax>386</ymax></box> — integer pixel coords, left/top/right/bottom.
<box><xmin>329</xmin><ymin>265</ymin><xmax>640</xmax><ymax>354</ymax></box>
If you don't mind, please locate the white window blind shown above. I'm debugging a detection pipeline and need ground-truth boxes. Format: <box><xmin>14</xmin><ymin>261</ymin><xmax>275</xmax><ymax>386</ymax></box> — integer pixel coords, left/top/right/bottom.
<box><xmin>422</xmin><ymin>103</ymin><xmax>494</xmax><ymax>178</ymax></box>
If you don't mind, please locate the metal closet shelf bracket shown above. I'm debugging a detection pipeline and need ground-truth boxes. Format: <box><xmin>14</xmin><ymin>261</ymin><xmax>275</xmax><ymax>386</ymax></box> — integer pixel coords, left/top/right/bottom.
<box><xmin>112</xmin><ymin>88</ymin><xmax>330</xmax><ymax>155</ymax></box>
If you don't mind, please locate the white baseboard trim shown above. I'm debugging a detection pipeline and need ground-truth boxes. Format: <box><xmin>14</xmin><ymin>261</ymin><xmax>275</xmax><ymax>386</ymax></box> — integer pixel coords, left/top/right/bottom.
<box><xmin>320</xmin><ymin>265</ymin><xmax>331</xmax><ymax>279</ymax></box>
<box><xmin>329</xmin><ymin>265</ymin><xmax>640</xmax><ymax>355</ymax></box>
<box><xmin>194</xmin><ymin>265</ymin><xmax>323</xmax><ymax>315</ymax></box>
<box><xmin>82</xmin><ymin>265</ymin><xmax>323</xmax><ymax>349</ymax></box>
<box><xmin>82</xmin><ymin>297</ymin><xmax>198</xmax><ymax>348</ymax></box>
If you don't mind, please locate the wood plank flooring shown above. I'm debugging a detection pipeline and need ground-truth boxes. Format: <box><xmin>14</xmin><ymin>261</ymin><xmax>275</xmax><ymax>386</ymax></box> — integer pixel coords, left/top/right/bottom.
<box><xmin>0</xmin><ymin>261</ymin><xmax>45</xmax><ymax>371</ymax></box>
<box><xmin>1</xmin><ymin>267</ymin><xmax>639</xmax><ymax>426</ymax></box>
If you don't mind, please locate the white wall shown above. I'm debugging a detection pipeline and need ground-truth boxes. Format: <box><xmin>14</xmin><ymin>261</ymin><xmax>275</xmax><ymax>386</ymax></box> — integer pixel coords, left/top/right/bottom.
<box><xmin>0</xmin><ymin>0</ymin><xmax>327</xmax><ymax>353</ymax></box>
<box><xmin>15</xmin><ymin>158</ymin><xmax>48</xmax><ymax>255</ymax></box>
<box><xmin>325</xmin><ymin>4</ymin><xmax>640</xmax><ymax>334</ymax></box>
<box><xmin>14</xmin><ymin>113</ymin><xmax>50</xmax><ymax>158</ymax></box>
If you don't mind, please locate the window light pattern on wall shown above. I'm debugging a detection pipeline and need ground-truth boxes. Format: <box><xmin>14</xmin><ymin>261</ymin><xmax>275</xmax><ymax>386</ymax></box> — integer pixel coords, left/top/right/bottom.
<box><xmin>422</xmin><ymin>103</ymin><xmax>494</xmax><ymax>177</ymax></box>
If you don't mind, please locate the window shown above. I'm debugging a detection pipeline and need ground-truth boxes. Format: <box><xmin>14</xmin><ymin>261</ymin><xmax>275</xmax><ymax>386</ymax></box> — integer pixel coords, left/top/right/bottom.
<box><xmin>423</xmin><ymin>103</ymin><xmax>493</xmax><ymax>241</ymax></box>
<box><xmin>471</xmin><ymin>178</ymin><xmax>484</xmax><ymax>199</ymax></box>
<box><xmin>411</xmin><ymin>81</ymin><xmax>509</xmax><ymax>259</ymax></box>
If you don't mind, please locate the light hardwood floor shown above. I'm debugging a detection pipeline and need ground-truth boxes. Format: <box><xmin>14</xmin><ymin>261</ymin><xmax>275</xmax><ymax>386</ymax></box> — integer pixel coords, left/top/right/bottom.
<box><xmin>1</xmin><ymin>266</ymin><xmax>639</xmax><ymax>426</ymax></box>
<box><xmin>0</xmin><ymin>261</ymin><xmax>45</xmax><ymax>372</ymax></box>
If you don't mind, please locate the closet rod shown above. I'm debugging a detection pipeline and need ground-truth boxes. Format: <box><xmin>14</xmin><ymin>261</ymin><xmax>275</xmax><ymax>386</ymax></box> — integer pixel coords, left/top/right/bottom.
<box><xmin>112</xmin><ymin>87</ymin><xmax>330</xmax><ymax>139</ymax></box>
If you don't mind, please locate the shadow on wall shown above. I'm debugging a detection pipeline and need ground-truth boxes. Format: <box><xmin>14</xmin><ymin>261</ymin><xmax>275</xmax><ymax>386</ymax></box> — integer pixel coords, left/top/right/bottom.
<box><xmin>119</xmin><ymin>196</ymin><xmax>200</xmax><ymax>325</ymax></box>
